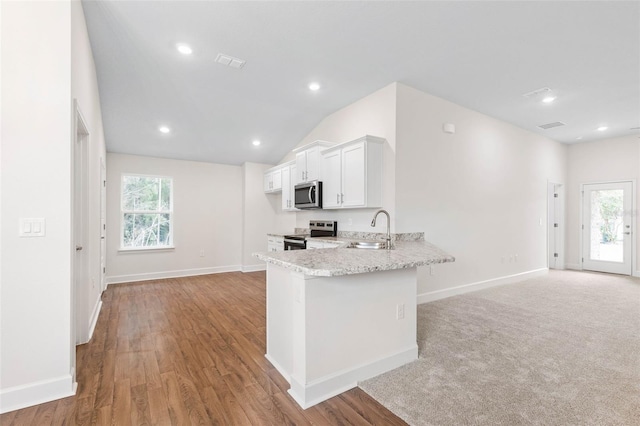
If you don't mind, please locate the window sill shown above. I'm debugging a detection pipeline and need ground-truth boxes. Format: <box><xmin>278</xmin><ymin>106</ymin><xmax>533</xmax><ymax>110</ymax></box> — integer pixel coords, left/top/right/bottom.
<box><xmin>118</xmin><ymin>246</ymin><xmax>175</xmax><ymax>254</ymax></box>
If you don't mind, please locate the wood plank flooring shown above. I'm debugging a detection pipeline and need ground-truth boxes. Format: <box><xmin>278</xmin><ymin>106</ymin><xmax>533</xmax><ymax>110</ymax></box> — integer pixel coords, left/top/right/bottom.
<box><xmin>1</xmin><ymin>271</ymin><xmax>406</xmax><ymax>425</ymax></box>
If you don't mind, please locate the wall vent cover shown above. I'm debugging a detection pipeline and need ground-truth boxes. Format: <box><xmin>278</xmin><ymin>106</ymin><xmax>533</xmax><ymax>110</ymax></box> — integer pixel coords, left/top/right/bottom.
<box><xmin>538</xmin><ymin>121</ymin><xmax>566</xmax><ymax>130</ymax></box>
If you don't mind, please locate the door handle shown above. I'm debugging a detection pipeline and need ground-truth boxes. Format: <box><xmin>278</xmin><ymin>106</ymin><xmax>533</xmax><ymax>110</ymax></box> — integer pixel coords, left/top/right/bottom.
<box><xmin>624</xmin><ymin>231</ymin><xmax>631</xmax><ymax>235</ymax></box>
<box><xmin>76</xmin><ymin>245</ymin><xmax>83</xmax><ymax>251</ymax></box>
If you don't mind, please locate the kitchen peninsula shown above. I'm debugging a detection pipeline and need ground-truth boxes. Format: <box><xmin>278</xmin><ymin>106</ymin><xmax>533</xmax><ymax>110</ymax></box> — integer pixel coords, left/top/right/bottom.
<box><xmin>254</xmin><ymin>235</ymin><xmax>454</xmax><ymax>408</ymax></box>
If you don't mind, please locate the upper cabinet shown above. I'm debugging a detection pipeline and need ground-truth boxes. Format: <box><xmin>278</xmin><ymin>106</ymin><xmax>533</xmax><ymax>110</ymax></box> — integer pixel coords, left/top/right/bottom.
<box><xmin>281</xmin><ymin>161</ymin><xmax>298</xmax><ymax>211</ymax></box>
<box><xmin>264</xmin><ymin>166</ymin><xmax>282</xmax><ymax>193</ymax></box>
<box><xmin>293</xmin><ymin>141</ymin><xmax>334</xmax><ymax>184</ymax></box>
<box><xmin>320</xmin><ymin>135</ymin><xmax>384</xmax><ymax>209</ymax></box>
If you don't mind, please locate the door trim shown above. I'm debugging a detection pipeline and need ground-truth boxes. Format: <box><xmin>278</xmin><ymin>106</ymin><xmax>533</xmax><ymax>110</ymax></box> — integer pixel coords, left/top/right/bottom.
<box><xmin>580</xmin><ymin>179</ymin><xmax>636</xmax><ymax>276</ymax></box>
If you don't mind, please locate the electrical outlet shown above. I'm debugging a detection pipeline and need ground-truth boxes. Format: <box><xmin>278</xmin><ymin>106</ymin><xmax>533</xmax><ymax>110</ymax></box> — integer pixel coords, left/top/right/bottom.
<box><xmin>430</xmin><ymin>265</ymin><xmax>434</xmax><ymax>276</ymax></box>
<box><xmin>396</xmin><ymin>303</ymin><xmax>405</xmax><ymax>320</ymax></box>
<box><xmin>515</xmin><ymin>254</ymin><xmax>518</xmax><ymax>262</ymax></box>
<box><xmin>199</xmin><ymin>249</ymin><xmax>205</xmax><ymax>257</ymax></box>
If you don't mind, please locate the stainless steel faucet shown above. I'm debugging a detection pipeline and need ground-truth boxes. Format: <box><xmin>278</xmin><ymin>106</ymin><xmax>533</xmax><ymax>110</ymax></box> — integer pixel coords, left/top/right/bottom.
<box><xmin>371</xmin><ymin>209</ymin><xmax>391</xmax><ymax>249</ymax></box>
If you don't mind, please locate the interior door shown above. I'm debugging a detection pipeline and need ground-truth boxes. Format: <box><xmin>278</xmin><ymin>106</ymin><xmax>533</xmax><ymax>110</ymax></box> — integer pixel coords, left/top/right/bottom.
<box><xmin>582</xmin><ymin>181</ymin><xmax>633</xmax><ymax>275</ymax></box>
<box><xmin>100</xmin><ymin>159</ymin><xmax>107</xmax><ymax>291</ymax></box>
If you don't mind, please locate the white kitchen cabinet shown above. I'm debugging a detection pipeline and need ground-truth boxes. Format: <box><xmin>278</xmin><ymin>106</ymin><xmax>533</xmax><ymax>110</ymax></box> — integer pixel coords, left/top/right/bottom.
<box><xmin>267</xmin><ymin>235</ymin><xmax>284</xmax><ymax>252</ymax></box>
<box><xmin>306</xmin><ymin>240</ymin><xmax>325</xmax><ymax>250</ymax></box>
<box><xmin>264</xmin><ymin>166</ymin><xmax>282</xmax><ymax>193</ymax></box>
<box><xmin>320</xmin><ymin>135</ymin><xmax>384</xmax><ymax>209</ymax></box>
<box><xmin>293</xmin><ymin>141</ymin><xmax>334</xmax><ymax>184</ymax></box>
<box><xmin>281</xmin><ymin>162</ymin><xmax>298</xmax><ymax>211</ymax></box>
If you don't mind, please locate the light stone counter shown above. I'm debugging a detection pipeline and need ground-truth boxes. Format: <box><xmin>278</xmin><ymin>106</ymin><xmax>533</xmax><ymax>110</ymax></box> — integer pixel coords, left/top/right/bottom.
<box><xmin>254</xmin><ymin>240</ymin><xmax>455</xmax><ymax>277</ymax></box>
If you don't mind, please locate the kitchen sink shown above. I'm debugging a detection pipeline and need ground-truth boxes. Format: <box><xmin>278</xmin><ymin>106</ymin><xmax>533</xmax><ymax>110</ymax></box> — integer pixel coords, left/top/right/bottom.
<box><xmin>350</xmin><ymin>241</ymin><xmax>387</xmax><ymax>250</ymax></box>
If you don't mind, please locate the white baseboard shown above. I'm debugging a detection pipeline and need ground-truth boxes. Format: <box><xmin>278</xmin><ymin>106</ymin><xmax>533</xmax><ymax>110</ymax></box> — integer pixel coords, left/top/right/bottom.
<box><xmin>265</xmin><ymin>354</ymin><xmax>290</xmax><ymax>383</ymax></box>
<box><xmin>106</xmin><ymin>265</ymin><xmax>242</xmax><ymax>285</ymax></box>
<box><xmin>87</xmin><ymin>299</ymin><xmax>103</xmax><ymax>342</ymax></box>
<box><xmin>242</xmin><ymin>264</ymin><xmax>266</xmax><ymax>273</ymax></box>
<box><xmin>286</xmin><ymin>345</ymin><xmax>418</xmax><ymax>409</ymax></box>
<box><xmin>417</xmin><ymin>268</ymin><xmax>548</xmax><ymax>304</ymax></box>
<box><xmin>565</xmin><ymin>263</ymin><xmax>582</xmax><ymax>271</ymax></box>
<box><xmin>0</xmin><ymin>374</ymin><xmax>76</xmax><ymax>414</ymax></box>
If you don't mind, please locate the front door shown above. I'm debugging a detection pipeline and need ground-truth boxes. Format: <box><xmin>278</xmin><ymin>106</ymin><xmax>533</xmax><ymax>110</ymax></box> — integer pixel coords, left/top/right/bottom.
<box><xmin>582</xmin><ymin>181</ymin><xmax>633</xmax><ymax>275</ymax></box>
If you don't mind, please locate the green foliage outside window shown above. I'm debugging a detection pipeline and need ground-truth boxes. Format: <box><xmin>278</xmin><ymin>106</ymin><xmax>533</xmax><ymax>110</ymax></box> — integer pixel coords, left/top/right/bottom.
<box><xmin>593</xmin><ymin>189</ymin><xmax>623</xmax><ymax>244</ymax></box>
<box><xmin>121</xmin><ymin>175</ymin><xmax>173</xmax><ymax>248</ymax></box>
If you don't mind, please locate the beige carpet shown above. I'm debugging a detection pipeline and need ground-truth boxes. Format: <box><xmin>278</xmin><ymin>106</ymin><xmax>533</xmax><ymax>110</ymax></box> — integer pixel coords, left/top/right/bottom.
<box><xmin>360</xmin><ymin>270</ymin><xmax>640</xmax><ymax>425</ymax></box>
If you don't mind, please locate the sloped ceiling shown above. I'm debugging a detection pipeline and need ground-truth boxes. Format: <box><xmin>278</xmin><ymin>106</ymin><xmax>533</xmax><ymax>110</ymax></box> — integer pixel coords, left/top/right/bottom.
<box><xmin>82</xmin><ymin>1</ymin><xmax>640</xmax><ymax>165</ymax></box>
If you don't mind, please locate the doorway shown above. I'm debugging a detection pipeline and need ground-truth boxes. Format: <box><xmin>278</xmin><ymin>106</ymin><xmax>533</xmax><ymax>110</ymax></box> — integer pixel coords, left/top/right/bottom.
<box><xmin>548</xmin><ymin>183</ymin><xmax>564</xmax><ymax>269</ymax></box>
<box><xmin>73</xmin><ymin>101</ymin><xmax>90</xmax><ymax>352</ymax></box>
<box><xmin>582</xmin><ymin>181</ymin><xmax>634</xmax><ymax>275</ymax></box>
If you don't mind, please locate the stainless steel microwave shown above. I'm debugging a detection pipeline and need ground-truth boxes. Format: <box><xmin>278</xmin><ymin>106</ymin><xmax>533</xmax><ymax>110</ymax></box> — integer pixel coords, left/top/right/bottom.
<box><xmin>294</xmin><ymin>181</ymin><xmax>322</xmax><ymax>209</ymax></box>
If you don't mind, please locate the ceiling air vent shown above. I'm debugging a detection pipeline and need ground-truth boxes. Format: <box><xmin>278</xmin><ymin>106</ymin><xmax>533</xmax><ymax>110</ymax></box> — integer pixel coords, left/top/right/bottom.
<box><xmin>522</xmin><ymin>87</ymin><xmax>552</xmax><ymax>99</ymax></box>
<box><xmin>215</xmin><ymin>53</ymin><xmax>245</xmax><ymax>69</ymax></box>
<box><xmin>538</xmin><ymin>121</ymin><xmax>566</xmax><ymax>130</ymax></box>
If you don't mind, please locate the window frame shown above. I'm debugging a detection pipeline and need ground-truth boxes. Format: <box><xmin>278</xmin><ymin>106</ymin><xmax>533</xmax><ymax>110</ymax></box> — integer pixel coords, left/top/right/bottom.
<box><xmin>119</xmin><ymin>173</ymin><xmax>174</xmax><ymax>251</ymax></box>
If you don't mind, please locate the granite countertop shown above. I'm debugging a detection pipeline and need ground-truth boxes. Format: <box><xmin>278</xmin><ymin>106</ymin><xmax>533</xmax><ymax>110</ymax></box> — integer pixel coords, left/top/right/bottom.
<box><xmin>253</xmin><ymin>240</ymin><xmax>455</xmax><ymax>277</ymax></box>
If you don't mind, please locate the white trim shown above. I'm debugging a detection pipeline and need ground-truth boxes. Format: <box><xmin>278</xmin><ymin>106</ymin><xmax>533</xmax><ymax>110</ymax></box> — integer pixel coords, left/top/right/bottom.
<box><xmin>286</xmin><ymin>345</ymin><xmax>418</xmax><ymax>409</ymax></box>
<box><xmin>566</xmin><ymin>263</ymin><xmax>582</xmax><ymax>271</ymax></box>
<box><xmin>633</xmin><ymin>270</ymin><xmax>640</xmax><ymax>278</ymax></box>
<box><xmin>417</xmin><ymin>268</ymin><xmax>548</xmax><ymax>304</ymax></box>
<box><xmin>580</xmin><ymin>179</ymin><xmax>636</xmax><ymax>276</ymax></box>
<box><xmin>242</xmin><ymin>264</ymin><xmax>266</xmax><ymax>273</ymax></box>
<box><xmin>117</xmin><ymin>246</ymin><xmax>175</xmax><ymax>253</ymax></box>
<box><xmin>87</xmin><ymin>299</ymin><xmax>103</xmax><ymax>342</ymax></box>
<box><xmin>265</xmin><ymin>354</ymin><xmax>290</xmax><ymax>383</ymax></box>
<box><xmin>0</xmin><ymin>374</ymin><xmax>77</xmax><ymax>414</ymax></box>
<box><xmin>106</xmin><ymin>265</ymin><xmax>242</xmax><ymax>285</ymax></box>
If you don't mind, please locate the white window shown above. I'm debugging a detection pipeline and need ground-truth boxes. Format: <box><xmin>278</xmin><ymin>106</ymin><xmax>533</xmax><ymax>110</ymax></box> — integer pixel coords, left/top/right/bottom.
<box><xmin>121</xmin><ymin>174</ymin><xmax>173</xmax><ymax>249</ymax></box>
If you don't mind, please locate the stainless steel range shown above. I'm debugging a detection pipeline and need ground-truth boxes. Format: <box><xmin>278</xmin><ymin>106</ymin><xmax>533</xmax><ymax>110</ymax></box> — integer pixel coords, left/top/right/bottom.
<box><xmin>283</xmin><ymin>220</ymin><xmax>337</xmax><ymax>250</ymax></box>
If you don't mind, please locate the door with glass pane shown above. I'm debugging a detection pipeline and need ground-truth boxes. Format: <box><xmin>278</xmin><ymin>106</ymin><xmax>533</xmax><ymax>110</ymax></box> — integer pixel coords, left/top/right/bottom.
<box><xmin>582</xmin><ymin>182</ymin><xmax>633</xmax><ymax>275</ymax></box>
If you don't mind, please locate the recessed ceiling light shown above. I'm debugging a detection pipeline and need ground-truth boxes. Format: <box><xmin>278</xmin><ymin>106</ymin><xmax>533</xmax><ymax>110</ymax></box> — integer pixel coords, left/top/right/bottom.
<box><xmin>176</xmin><ymin>44</ymin><xmax>193</xmax><ymax>55</ymax></box>
<box><xmin>252</xmin><ymin>140</ymin><xmax>261</xmax><ymax>146</ymax></box>
<box><xmin>597</xmin><ymin>126</ymin><xmax>608</xmax><ymax>131</ymax></box>
<box><xmin>576</xmin><ymin>136</ymin><xmax>583</xmax><ymax>140</ymax></box>
<box><xmin>159</xmin><ymin>126</ymin><xmax>171</xmax><ymax>134</ymax></box>
<box><xmin>542</xmin><ymin>96</ymin><xmax>556</xmax><ymax>103</ymax></box>
<box><xmin>309</xmin><ymin>82</ymin><xmax>321</xmax><ymax>91</ymax></box>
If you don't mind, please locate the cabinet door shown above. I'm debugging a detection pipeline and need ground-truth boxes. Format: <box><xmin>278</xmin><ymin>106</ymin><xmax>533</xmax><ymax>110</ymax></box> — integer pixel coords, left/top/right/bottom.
<box><xmin>321</xmin><ymin>150</ymin><xmax>342</xmax><ymax>209</ymax></box>
<box><xmin>264</xmin><ymin>172</ymin><xmax>272</xmax><ymax>192</ymax></box>
<box><xmin>295</xmin><ymin>151</ymin><xmax>306</xmax><ymax>183</ymax></box>
<box><xmin>281</xmin><ymin>166</ymin><xmax>291</xmax><ymax>210</ymax></box>
<box><xmin>272</xmin><ymin>168</ymin><xmax>282</xmax><ymax>191</ymax></box>
<box><xmin>306</xmin><ymin>240</ymin><xmax>324</xmax><ymax>249</ymax></box>
<box><xmin>341</xmin><ymin>142</ymin><xmax>366</xmax><ymax>207</ymax></box>
<box><xmin>306</xmin><ymin>147</ymin><xmax>320</xmax><ymax>181</ymax></box>
<box><xmin>289</xmin><ymin>165</ymin><xmax>298</xmax><ymax>211</ymax></box>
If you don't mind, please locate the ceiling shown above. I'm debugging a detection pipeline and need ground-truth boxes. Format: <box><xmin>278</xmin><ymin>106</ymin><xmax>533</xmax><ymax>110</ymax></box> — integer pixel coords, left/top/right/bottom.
<box><xmin>82</xmin><ymin>1</ymin><xmax>640</xmax><ymax>166</ymax></box>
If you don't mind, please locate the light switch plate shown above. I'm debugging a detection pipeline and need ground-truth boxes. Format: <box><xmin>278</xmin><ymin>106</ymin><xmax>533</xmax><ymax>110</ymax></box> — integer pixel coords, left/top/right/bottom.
<box><xmin>19</xmin><ymin>218</ymin><xmax>45</xmax><ymax>237</ymax></box>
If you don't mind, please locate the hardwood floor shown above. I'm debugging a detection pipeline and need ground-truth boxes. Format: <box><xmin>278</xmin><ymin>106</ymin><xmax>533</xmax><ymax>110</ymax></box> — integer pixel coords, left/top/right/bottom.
<box><xmin>1</xmin><ymin>272</ymin><xmax>406</xmax><ymax>425</ymax></box>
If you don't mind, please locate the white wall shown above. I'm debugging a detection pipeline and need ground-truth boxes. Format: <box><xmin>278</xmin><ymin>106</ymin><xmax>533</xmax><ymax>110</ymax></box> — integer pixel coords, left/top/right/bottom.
<box><xmin>242</xmin><ymin>163</ymin><xmax>294</xmax><ymax>271</ymax></box>
<box><xmin>395</xmin><ymin>83</ymin><xmax>567</xmax><ymax>298</ymax></box>
<box><xmin>283</xmin><ymin>83</ymin><xmax>397</xmax><ymax>234</ymax></box>
<box><xmin>71</xmin><ymin>0</ymin><xmax>107</xmax><ymax>345</ymax></box>
<box><xmin>1</xmin><ymin>0</ymin><xmax>77</xmax><ymax>413</ymax></box>
<box><xmin>566</xmin><ymin>135</ymin><xmax>640</xmax><ymax>274</ymax></box>
<box><xmin>105</xmin><ymin>154</ymin><xmax>244</xmax><ymax>283</ymax></box>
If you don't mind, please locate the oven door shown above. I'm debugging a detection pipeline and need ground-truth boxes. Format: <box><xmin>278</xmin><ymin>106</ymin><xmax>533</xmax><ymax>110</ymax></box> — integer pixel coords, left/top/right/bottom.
<box><xmin>284</xmin><ymin>238</ymin><xmax>306</xmax><ymax>250</ymax></box>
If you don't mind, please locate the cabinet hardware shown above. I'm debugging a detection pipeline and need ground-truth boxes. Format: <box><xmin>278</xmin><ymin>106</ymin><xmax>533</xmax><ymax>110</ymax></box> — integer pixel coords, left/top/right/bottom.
<box><xmin>337</xmin><ymin>193</ymin><xmax>340</xmax><ymax>204</ymax></box>
<box><xmin>341</xmin><ymin>193</ymin><xmax>344</xmax><ymax>204</ymax></box>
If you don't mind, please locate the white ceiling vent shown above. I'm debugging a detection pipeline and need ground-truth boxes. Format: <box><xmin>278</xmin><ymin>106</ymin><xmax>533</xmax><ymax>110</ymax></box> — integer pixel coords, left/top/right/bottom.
<box><xmin>538</xmin><ymin>121</ymin><xmax>566</xmax><ymax>130</ymax></box>
<box><xmin>523</xmin><ymin>87</ymin><xmax>552</xmax><ymax>99</ymax></box>
<box><xmin>215</xmin><ymin>53</ymin><xmax>245</xmax><ymax>69</ymax></box>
